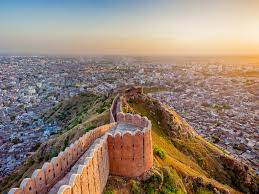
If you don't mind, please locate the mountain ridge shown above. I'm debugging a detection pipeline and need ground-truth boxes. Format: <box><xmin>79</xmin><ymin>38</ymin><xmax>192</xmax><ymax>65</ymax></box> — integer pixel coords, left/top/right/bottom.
<box><xmin>104</xmin><ymin>87</ymin><xmax>258</xmax><ymax>194</ymax></box>
<box><xmin>1</xmin><ymin>87</ymin><xmax>258</xmax><ymax>194</ymax></box>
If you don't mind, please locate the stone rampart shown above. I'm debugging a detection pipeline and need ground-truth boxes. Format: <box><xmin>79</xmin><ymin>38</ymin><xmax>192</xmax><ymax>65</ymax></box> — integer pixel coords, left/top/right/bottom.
<box><xmin>107</xmin><ymin>128</ymin><xmax>153</xmax><ymax>177</ymax></box>
<box><xmin>9</xmin><ymin>91</ymin><xmax>153</xmax><ymax>194</ymax></box>
<box><xmin>110</xmin><ymin>95</ymin><xmax>119</xmax><ymax>123</ymax></box>
<box><xmin>56</xmin><ymin>137</ymin><xmax>110</xmax><ymax>194</ymax></box>
<box><xmin>116</xmin><ymin>112</ymin><xmax>151</xmax><ymax>129</ymax></box>
<box><xmin>107</xmin><ymin>112</ymin><xmax>152</xmax><ymax>177</ymax></box>
<box><xmin>123</xmin><ymin>86</ymin><xmax>143</xmax><ymax>100</ymax></box>
<box><xmin>110</xmin><ymin>95</ymin><xmax>122</xmax><ymax>123</ymax></box>
<box><xmin>8</xmin><ymin>123</ymin><xmax>115</xmax><ymax>194</ymax></box>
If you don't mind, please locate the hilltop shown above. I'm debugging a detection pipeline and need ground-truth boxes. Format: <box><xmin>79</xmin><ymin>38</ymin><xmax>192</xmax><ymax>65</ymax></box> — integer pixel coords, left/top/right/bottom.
<box><xmin>2</xmin><ymin>87</ymin><xmax>258</xmax><ymax>194</ymax></box>
<box><xmin>104</xmin><ymin>87</ymin><xmax>259</xmax><ymax>194</ymax></box>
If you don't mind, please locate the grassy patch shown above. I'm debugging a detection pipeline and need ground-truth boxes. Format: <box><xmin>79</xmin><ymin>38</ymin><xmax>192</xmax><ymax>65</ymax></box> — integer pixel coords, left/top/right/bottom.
<box><xmin>144</xmin><ymin>167</ymin><xmax>186</xmax><ymax>194</ymax></box>
<box><xmin>85</xmin><ymin>125</ymin><xmax>96</xmax><ymax>132</ymax></box>
<box><xmin>197</xmin><ymin>188</ymin><xmax>214</xmax><ymax>194</ymax></box>
<box><xmin>42</xmin><ymin>93</ymin><xmax>101</xmax><ymax>131</ymax></box>
<box><xmin>1</xmin><ymin>93</ymin><xmax>112</xmax><ymax>193</ymax></box>
<box><xmin>124</xmin><ymin>97</ymin><xmax>242</xmax><ymax>194</ymax></box>
<box><xmin>154</xmin><ymin>146</ymin><xmax>166</xmax><ymax>160</ymax></box>
<box><xmin>96</xmin><ymin>97</ymin><xmax>113</xmax><ymax>114</ymax></box>
<box><xmin>104</xmin><ymin>186</ymin><xmax>115</xmax><ymax>194</ymax></box>
<box><xmin>131</xmin><ymin>180</ymin><xmax>142</xmax><ymax>194</ymax></box>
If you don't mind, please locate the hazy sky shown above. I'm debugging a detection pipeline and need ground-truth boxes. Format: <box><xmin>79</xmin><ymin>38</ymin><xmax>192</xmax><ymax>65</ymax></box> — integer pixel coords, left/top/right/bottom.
<box><xmin>1</xmin><ymin>0</ymin><xmax>259</xmax><ymax>55</ymax></box>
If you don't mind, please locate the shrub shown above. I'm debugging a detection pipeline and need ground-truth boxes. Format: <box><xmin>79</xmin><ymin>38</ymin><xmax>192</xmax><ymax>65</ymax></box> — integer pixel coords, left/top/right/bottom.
<box><xmin>144</xmin><ymin>169</ymin><xmax>163</xmax><ymax>193</ymax></box>
<box><xmin>62</xmin><ymin>136</ymin><xmax>69</xmax><ymax>150</ymax></box>
<box><xmin>96</xmin><ymin>98</ymin><xmax>112</xmax><ymax>114</ymax></box>
<box><xmin>144</xmin><ymin>168</ymin><xmax>185</xmax><ymax>194</ymax></box>
<box><xmin>128</xmin><ymin>99</ymin><xmax>134</xmax><ymax>104</ymax></box>
<box><xmin>197</xmin><ymin>158</ymin><xmax>204</xmax><ymax>167</ymax></box>
<box><xmin>154</xmin><ymin>147</ymin><xmax>166</xmax><ymax>160</ymax></box>
<box><xmin>49</xmin><ymin>149</ymin><xmax>59</xmax><ymax>158</ymax></box>
<box><xmin>131</xmin><ymin>180</ymin><xmax>141</xmax><ymax>194</ymax></box>
<box><xmin>197</xmin><ymin>188</ymin><xmax>214</xmax><ymax>194</ymax></box>
<box><xmin>32</xmin><ymin>142</ymin><xmax>41</xmax><ymax>151</ymax></box>
<box><xmin>104</xmin><ymin>187</ymin><xmax>115</xmax><ymax>194</ymax></box>
<box><xmin>96</xmin><ymin>107</ymin><xmax>107</xmax><ymax>114</ymax></box>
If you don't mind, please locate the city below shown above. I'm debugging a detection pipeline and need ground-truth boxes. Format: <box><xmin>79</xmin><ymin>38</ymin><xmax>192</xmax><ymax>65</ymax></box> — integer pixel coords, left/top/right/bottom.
<box><xmin>0</xmin><ymin>55</ymin><xmax>258</xmax><ymax>179</ymax></box>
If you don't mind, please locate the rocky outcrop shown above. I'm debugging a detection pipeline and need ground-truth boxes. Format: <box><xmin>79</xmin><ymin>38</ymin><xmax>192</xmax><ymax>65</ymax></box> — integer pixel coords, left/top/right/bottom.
<box><xmin>220</xmin><ymin>156</ymin><xmax>259</xmax><ymax>193</ymax></box>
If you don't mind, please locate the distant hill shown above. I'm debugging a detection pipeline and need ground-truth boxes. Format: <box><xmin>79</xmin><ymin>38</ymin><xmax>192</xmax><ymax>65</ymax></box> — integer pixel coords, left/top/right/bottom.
<box><xmin>104</xmin><ymin>88</ymin><xmax>258</xmax><ymax>194</ymax></box>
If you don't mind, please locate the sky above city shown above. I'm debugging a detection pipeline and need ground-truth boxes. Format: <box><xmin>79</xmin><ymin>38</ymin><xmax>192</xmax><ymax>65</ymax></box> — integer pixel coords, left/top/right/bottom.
<box><xmin>0</xmin><ymin>0</ymin><xmax>259</xmax><ymax>56</ymax></box>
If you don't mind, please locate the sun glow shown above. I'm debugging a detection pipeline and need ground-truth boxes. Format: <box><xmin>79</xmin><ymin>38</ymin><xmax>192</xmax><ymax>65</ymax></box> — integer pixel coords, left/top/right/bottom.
<box><xmin>0</xmin><ymin>0</ymin><xmax>259</xmax><ymax>55</ymax></box>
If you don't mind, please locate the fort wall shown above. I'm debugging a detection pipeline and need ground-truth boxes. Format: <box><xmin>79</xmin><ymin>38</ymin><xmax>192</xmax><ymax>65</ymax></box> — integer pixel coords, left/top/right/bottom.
<box><xmin>107</xmin><ymin>128</ymin><xmax>153</xmax><ymax>177</ymax></box>
<box><xmin>123</xmin><ymin>86</ymin><xmax>143</xmax><ymax>100</ymax></box>
<box><xmin>8</xmin><ymin>123</ymin><xmax>115</xmax><ymax>194</ymax></box>
<box><xmin>109</xmin><ymin>95</ymin><xmax>122</xmax><ymax>123</ymax></box>
<box><xmin>108</xmin><ymin>112</ymin><xmax>152</xmax><ymax>177</ymax></box>
<box><xmin>9</xmin><ymin>91</ymin><xmax>153</xmax><ymax>194</ymax></box>
<box><xmin>55</xmin><ymin>137</ymin><xmax>110</xmax><ymax>194</ymax></box>
<box><xmin>110</xmin><ymin>95</ymin><xmax>118</xmax><ymax>123</ymax></box>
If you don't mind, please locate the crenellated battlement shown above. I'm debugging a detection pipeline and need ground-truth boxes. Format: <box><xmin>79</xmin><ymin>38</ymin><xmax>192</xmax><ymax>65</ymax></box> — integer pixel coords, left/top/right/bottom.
<box><xmin>116</xmin><ymin>112</ymin><xmax>151</xmax><ymax>130</ymax></box>
<box><xmin>107</xmin><ymin>128</ymin><xmax>153</xmax><ymax>177</ymax></box>
<box><xmin>8</xmin><ymin>94</ymin><xmax>153</xmax><ymax>194</ymax></box>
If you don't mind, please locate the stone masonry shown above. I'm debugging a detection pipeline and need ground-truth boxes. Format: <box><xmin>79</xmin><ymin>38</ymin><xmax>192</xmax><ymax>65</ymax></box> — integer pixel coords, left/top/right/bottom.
<box><xmin>8</xmin><ymin>93</ymin><xmax>153</xmax><ymax>194</ymax></box>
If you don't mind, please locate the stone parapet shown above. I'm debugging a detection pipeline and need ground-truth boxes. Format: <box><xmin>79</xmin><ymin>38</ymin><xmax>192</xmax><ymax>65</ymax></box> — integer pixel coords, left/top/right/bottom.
<box><xmin>8</xmin><ymin>91</ymin><xmax>153</xmax><ymax>194</ymax></box>
<box><xmin>8</xmin><ymin>123</ymin><xmax>115</xmax><ymax>194</ymax></box>
<box><xmin>57</xmin><ymin>137</ymin><xmax>109</xmax><ymax>194</ymax></box>
<box><xmin>107</xmin><ymin>127</ymin><xmax>153</xmax><ymax>177</ymax></box>
<box><xmin>116</xmin><ymin>112</ymin><xmax>151</xmax><ymax>130</ymax></box>
<box><xmin>110</xmin><ymin>95</ymin><xmax>120</xmax><ymax>123</ymax></box>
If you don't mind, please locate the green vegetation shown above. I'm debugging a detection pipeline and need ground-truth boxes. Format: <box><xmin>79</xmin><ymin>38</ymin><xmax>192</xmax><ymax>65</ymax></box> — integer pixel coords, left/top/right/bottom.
<box><xmin>120</xmin><ymin>94</ymin><xmax>248</xmax><ymax>194</ymax></box>
<box><xmin>4</xmin><ymin>89</ymin><xmax>258</xmax><ymax>194</ymax></box>
<box><xmin>123</xmin><ymin>99</ymin><xmax>135</xmax><ymax>114</ymax></box>
<box><xmin>154</xmin><ymin>146</ymin><xmax>166</xmax><ymax>160</ymax></box>
<box><xmin>197</xmin><ymin>188</ymin><xmax>214</xmax><ymax>194</ymax></box>
<box><xmin>128</xmin><ymin>98</ymin><xmax>134</xmax><ymax>104</ymax></box>
<box><xmin>96</xmin><ymin>97</ymin><xmax>113</xmax><ymax>114</ymax></box>
<box><xmin>1</xmin><ymin>92</ymin><xmax>113</xmax><ymax>193</ymax></box>
<box><xmin>104</xmin><ymin>186</ymin><xmax>115</xmax><ymax>194</ymax></box>
<box><xmin>104</xmin><ymin>167</ymin><xmax>186</xmax><ymax>194</ymax></box>
<box><xmin>85</xmin><ymin>125</ymin><xmax>96</xmax><ymax>132</ymax></box>
<box><xmin>144</xmin><ymin>168</ymin><xmax>186</xmax><ymax>194</ymax></box>
<box><xmin>62</xmin><ymin>136</ymin><xmax>69</xmax><ymax>151</ymax></box>
<box><xmin>42</xmin><ymin>93</ymin><xmax>104</xmax><ymax>131</ymax></box>
<box><xmin>131</xmin><ymin>180</ymin><xmax>141</xmax><ymax>194</ymax></box>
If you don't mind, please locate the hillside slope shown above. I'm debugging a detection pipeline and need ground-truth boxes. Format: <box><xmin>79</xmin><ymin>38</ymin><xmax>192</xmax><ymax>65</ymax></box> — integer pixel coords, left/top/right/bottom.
<box><xmin>104</xmin><ymin>89</ymin><xmax>258</xmax><ymax>194</ymax></box>
<box><xmin>2</xmin><ymin>89</ymin><xmax>258</xmax><ymax>194</ymax></box>
<box><xmin>0</xmin><ymin>93</ymin><xmax>113</xmax><ymax>193</ymax></box>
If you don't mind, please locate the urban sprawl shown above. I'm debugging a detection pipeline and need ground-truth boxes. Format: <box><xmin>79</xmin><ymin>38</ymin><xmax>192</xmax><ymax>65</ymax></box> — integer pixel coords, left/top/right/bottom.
<box><xmin>0</xmin><ymin>56</ymin><xmax>258</xmax><ymax>178</ymax></box>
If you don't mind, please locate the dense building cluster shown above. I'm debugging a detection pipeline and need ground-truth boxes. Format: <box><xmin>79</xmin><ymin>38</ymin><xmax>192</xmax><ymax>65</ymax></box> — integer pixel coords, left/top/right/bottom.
<box><xmin>151</xmin><ymin>63</ymin><xmax>259</xmax><ymax>173</ymax></box>
<box><xmin>0</xmin><ymin>55</ymin><xmax>258</xmax><ymax>177</ymax></box>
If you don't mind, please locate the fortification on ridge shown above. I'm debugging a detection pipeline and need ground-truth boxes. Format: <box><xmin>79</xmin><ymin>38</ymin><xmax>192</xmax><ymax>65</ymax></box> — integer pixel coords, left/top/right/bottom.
<box><xmin>8</xmin><ymin>87</ymin><xmax>153</xmax><ymax>194</ymax></box>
